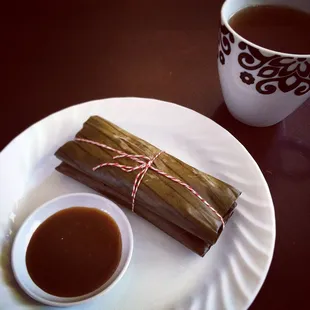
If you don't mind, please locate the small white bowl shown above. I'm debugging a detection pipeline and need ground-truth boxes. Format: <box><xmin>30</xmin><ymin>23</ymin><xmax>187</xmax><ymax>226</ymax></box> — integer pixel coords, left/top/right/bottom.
<box><xmin>11</xmin><ymin>193</ymin><xmax>133</xmax><ymax>307</ymax></box>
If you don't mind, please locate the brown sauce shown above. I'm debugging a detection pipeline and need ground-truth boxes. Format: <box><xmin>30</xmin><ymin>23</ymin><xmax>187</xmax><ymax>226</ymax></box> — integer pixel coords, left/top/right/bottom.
<box><xmin>229</xmin><ymin>5</ymin><xmax>310</xmax><ymax>54</ymax></box>
<box><xmin>26</xmin><ymin>207</ymin><xmax>122</xmax><ymax>297</ymax></box>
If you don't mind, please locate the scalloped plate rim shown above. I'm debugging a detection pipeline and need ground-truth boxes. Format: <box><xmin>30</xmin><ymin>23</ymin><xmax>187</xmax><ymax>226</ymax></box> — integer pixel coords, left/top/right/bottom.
<box><xmin>0</xmin><ymin>97</ymin><xmax>276</xmax><ymax>310</ymax></box>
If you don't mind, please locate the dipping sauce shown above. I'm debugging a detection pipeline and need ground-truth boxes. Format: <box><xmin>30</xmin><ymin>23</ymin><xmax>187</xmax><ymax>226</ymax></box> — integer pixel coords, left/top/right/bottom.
<box><xmin>26</xmin><ymin>207</ymin><xmax>122</xmax><ymax>297</ymax></box>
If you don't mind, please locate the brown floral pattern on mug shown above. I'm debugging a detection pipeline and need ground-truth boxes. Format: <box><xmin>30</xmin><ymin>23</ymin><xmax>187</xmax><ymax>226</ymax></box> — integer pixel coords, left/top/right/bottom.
<box><xmin>238</xmin><ymin>42</ymin><xmax>310</xmax><ymax>96</ymax></box>
<box><xmin>240</xmin><ymin>71</ymin><xmax>255</xmax><ymax>85</ymax></box>
<box><xmin>218</xmin><ymin>25</ymin><xmax>235</xmax><ymax>65</ymax></box>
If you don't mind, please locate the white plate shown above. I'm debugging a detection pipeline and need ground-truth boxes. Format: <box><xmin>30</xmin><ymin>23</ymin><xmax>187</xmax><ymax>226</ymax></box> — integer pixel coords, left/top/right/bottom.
<box><xmin>0</xmin><ymin>98</ymin><xmax>275</xmax><ymax>310</ymax></box>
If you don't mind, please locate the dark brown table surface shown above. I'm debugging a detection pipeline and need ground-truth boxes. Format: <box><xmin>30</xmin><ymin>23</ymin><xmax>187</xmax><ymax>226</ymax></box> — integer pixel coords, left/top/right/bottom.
<box><xmin>1</xmin><ymin>1</ymin><xmax>309</xmax><ymax>309</ymax></box>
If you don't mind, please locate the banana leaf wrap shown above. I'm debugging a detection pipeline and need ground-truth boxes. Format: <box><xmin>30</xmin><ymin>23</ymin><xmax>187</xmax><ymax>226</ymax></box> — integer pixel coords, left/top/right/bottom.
<box><xmin>55</xmin><ymin>116</ymin><xmax>241</xmax><ymax>256</ymax></box>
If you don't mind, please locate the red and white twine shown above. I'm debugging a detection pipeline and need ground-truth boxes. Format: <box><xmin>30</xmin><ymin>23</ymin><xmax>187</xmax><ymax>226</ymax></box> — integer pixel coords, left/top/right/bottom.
<box><xmin>75</xmin><ymin>138</ymin><xmax>225</xmax><ymax>227</ymax></box>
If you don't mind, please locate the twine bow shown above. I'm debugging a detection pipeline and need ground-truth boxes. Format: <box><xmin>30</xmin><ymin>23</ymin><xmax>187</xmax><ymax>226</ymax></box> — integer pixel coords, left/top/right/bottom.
<box><xmin>75</xmin><ymin>138</ymin><xmax>225</xmax><ymax>227</ymax></box>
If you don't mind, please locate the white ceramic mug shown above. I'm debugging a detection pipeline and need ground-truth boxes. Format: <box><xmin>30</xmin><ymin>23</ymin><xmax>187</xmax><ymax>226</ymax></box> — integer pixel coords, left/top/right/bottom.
<box><xmin>218</xmin><ymin>0</ymin><xmax>310</xmax><ymax>127</ymax></box>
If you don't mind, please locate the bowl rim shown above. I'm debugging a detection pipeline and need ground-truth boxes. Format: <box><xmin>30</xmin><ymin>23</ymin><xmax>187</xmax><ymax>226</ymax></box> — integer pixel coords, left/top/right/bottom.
<box><xmin>11</xmin><ymin>192</ymin><xmax>134</xmax><ymax>307</ymax></box>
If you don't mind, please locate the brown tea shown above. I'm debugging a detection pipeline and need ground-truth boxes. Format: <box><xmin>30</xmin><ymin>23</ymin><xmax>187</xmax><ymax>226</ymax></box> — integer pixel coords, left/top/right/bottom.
<box><xmin>229</xmin><ymin>5</ymin><xmax>310</xmax><ymax>54</ymax></box>
<box><xmin>26</xmin><ymin>207</ymin><xmax>122</xmax><ymax>297</ymax></box>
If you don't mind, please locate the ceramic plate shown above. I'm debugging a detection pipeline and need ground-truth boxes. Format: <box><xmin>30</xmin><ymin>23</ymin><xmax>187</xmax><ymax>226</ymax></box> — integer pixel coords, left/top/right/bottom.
<box><xmin>0</xmin><ymin>98</ymin><xmax>275</xmax><ymax>310</ymax></box>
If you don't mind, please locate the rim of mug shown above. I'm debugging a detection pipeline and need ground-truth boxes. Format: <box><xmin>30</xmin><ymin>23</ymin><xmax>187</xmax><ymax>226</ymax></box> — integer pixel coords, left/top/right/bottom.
<box><xmin>221</xmin><ymin>2</ymin><xmax>310</xmax><ymax>58</ymax></box>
